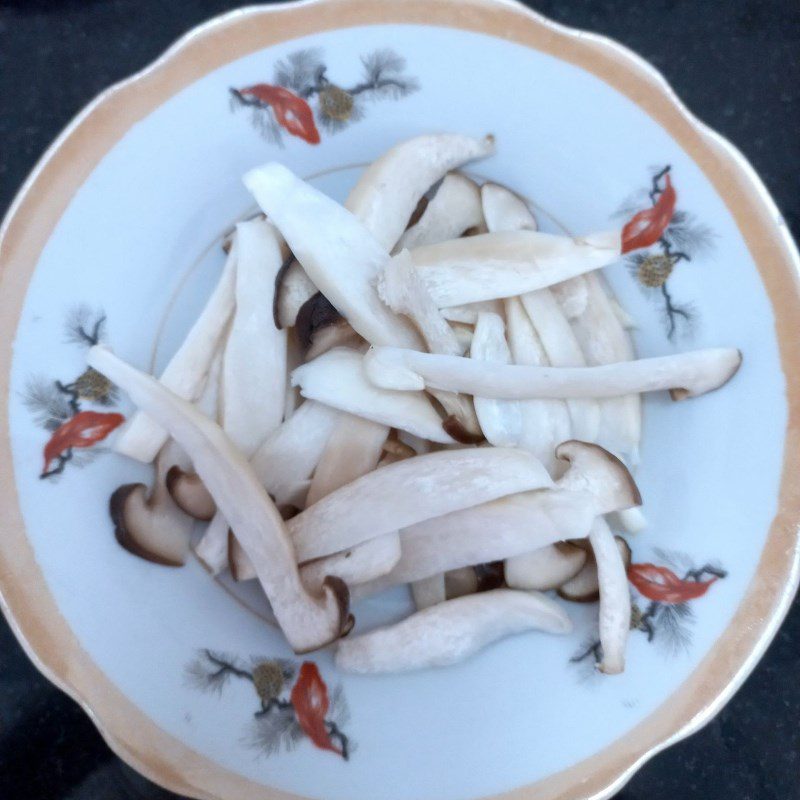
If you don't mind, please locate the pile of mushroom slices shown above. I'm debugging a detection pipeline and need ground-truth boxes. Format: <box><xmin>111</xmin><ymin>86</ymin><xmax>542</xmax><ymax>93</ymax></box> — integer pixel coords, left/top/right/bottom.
<box><xmin>93</xmin><ymin>133</ymin><xmax>741</xmax><ymax>671</ymax></box>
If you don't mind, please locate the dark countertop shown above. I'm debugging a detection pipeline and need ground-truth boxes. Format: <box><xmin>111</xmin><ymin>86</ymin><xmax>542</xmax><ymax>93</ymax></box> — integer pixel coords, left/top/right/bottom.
<box><xmin>1</xmin><ymin>2</ymin><xmax>798</xmax><ymax>798</ymax></box>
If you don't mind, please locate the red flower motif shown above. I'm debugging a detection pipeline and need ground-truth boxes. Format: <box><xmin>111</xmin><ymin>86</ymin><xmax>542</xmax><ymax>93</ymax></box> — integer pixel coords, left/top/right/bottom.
<box><xmin>42</xmin><ymin>411</ymin><xmax>125</xmax><ymax>474</ymax></box>
<box><xmin>238</xmin><ymin>84</ymin><xmax>321</xmax><ymax>145</ymax></box>
<box><xmin>621</xmin><ymin>173</ymin><xmax>677</xmax><ymax>254</ymax></box>
<box><xmin>627</xmin><ymin>562</ymin><xmax>718</xmax><ymax>605</ymax></box>
<box><xmin>290</xmin><ymin>662</ymin><xmax>342</xmax><ymax>757</ymax></box>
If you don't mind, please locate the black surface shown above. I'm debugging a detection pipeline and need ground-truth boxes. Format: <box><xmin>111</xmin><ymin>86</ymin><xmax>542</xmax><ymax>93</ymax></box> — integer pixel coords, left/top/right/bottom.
<box><xmin>0</xmin><ymin>1</ymin><xmax>798</xmax><ymax>798</ymax></box>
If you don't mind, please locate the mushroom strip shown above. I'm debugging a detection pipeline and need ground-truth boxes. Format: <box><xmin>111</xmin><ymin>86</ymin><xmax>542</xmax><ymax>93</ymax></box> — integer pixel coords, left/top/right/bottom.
<box><xmin>345</xmin><ymin>133</ymin><xmax>495</xmax><ymax>250</ymax></box>
<box><xmin>287</xmin><ymin>447</ymin><xmax>553</xmax><ymax>562</ymax></box>
<box><xmin>589</xmin><ymin>517</ymin><xmax>631</xmax><ymax>675</ymax></box>
<box><xmin>306</xmin><ymin>414</ymin><xmax>389</xmax><ymax>506</ymax></box>
<box><xmin>410</xmin><ymin>229</ymin><xmax>621</xmax><ymax>307</ymax></box>
<box><xmin>196</xmin><ymin>220</ymin><xmax>287</xmax><ymax>575</ymax></box>
<box><xmin>240</xmin><ymin>399</ymin><xmax>337</xmax><ymax>505</ymax></box>
<box><xmin>379</xmin><ymin>249</ymin><xmax>481</xmax><ymax>439</ymax></box>
<box><xmin>335</xmin><ymin>589</ymin><xmax>572</xmax><ymax>674</ymax></box>
<box><xmin>300</xmin><ymin>535</ymin><xmax>402</xmax><ymax>595</ymax></box>
<box><xmin>563</xmin><ymin>273</ymin><xmax>641</xmax><ymax>464</ymax></box>
<box><xmin>356</xmin><ymin>441</ymin><xmax>639</xmax><ymax>594</ymax></box>
<box><xmin>88</xmin><ymin>346</ymin><xmax>350</xmax><ymax>653</ymax></box>
<box><xmin>504</xmin><ymin>297</ymin><xmax>570</xmax><ymax>472</ymax></box>
<box><xmin>480</xmin><ymin>183</ymin><xmax>599</xmax><ymax>443</ymax></box>
<box><xmin>115</xmin><ymin>238</ymin><xmax>239</xmax><ymax>463</ymax></box>
<box><xmin>470</xmin><ymin>312</ymin><xmax>522</xmax><ymax>446</ymax></box>
<box><xmin>395</xmin><ymin>173</ymin><xmax>485</xmax><ymax>251</ymax></box>
<box><xmin>363</xmin><ymin>346</ymin><xmax>742</xmax><ymax>400</ymax></box>
<box><xmin>291</xmin><ymin>347</ymin><xmax>456</xmax><ymax>443</ymax></box>
<box><xmin>244</xmin><ymin>163</ymin><xmax>421</xmax><ymax>349</ymax></box>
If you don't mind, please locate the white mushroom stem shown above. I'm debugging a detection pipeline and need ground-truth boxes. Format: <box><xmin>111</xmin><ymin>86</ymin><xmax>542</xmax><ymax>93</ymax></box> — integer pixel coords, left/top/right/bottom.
<box><xmin>470</xmin><ymin>312</ymin><xmax>522</xmax><ymax>446</ymax></box>
<box><xmin>480</xmin><ymin>182</ymin><xmax>537</xmax><ymax>234</ymax></box>
<box><xmin>566</xmin><ymin>272</ymin><xmax>641</xmax><ymax>463</ymax></box>
<box><xmin>335</xmin><ymin>589</ymin><xmax>572</xmax><ymax>674</ymax></box>
<box><xmin>505</xmin><ymin>543</ymin><xmax>587</xmax><ymax>592</ymax></box>
<box><xmin>504</xmin><ymin>297</ymin><xmax>570</xmax><ymax>472</ymax></box>
<box><xmin>411</xmin><ymin>574</ymin><xmax>447</xmax><ymax>610</ymax></box>
<box><xmin>244</xmin><ymin>163</ymin><xmax>421</xmax><ymax>349</ymax></box>
<box><xmin>115</xmin><ymin>238</ymin><xmax>239</xmax><ymax>463</ymax></box>
<box><xmin>379</xmin><ymin>250</ymin><xmax>464</xmax><ymax>356</ymax></box>
<box><xmin>590</xmin><ymin>518</ymin><xmax>631</xmax><ymax>675</ymax></box>
<box><xmin>250</xmin><ymin>400</ymin><xmax>340</xmax><ymax>506</ymax></box>
<box><xmin>291</xmin><ymin>347</ymin><xmax>455</xmax><ymax>443</ymax></box>
<box><xmin>479</xmin><ymin>182</ymin><xmax>582</xmax><ymax>459</ymax></box>
<box><xmin>358</xmin><ymin>441</ymin><xmax>640</xmax><ymax>593</ymax></box>
<box><xmin>519</xmin><ymin>289</ymin><xmax>599</xmax><ymax>443</ymax></box>
<box><xmin>345</xmin><ymin>133</ymin><xmax>495</xmax><ymax>250</ymax></box>
<box><xmin>197</xmin><ymin>220</ymin><xmax>288</xmax><ymax>575</ymax></box>
<box><xmin>288</xmin><ymin>447</ymin><xmax>553</xmax><ymax>562</ymax></box>
<box><xmin>299</xmin><ymin>533</ymin><xmax>401</xmax><ymax>594</ymax></box>
<box><xmin>196</xmin><ymin>350</ymin><xmax>222</xmax><ymax>421</ymax></box>
<box><xmin>306</xmin><ymin>414</ymin><xmax>389</xmax><ymax>506</ymax></box>
<box><xmin>363</xmin><ymin>345</ymin><xmax>742</xmax><ymax>400</ymax></box>
<box><xmin>410</xmin><ymin>229</ymin><xmax>621</xmax><ymax>307</ymax></box>
<box><xmin>395</xmin><ymin>173</ymin><xmax>485</xmax><ymax>251</ymax></box>
<box><xmin>378</xmin><ymin>250</ymin><xmax>481</xmax><ymax>437</ymax></box>
<box><xmin>222</xmin><ymin>218</ymin><xmax>288</xmax><ymax>448</ymax></box>
<box><xmin>88</xmin><ymin>346</ymin><xmax>349</xmax><ymax>653</ymax></box>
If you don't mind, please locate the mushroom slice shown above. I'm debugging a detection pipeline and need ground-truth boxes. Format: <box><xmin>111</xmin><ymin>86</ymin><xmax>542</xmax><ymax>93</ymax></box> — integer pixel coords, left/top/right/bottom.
<box><xmin>411</xmin><ymin>574</ymin><xmax>447</xmax><ymax>610</ymax></box>
<box><xmin>358</xmin><ymin>441</ymin><xmax>639</xmax><ymax>593</ymax></box>
<box><xmin>88</xmin><ymin>346</ymin><xmax>350</xmax><ymax>653</ymax></box>
<box><xmin>288</xmin><ymin>447</ymin><xmax>553</xmax><ymax>562</ymax></box>
<box><xmin>250</xmin><ymin>399</ymin><xmax>340</xmax><ymax>506</ymax></box>
<box><xmin>504</xmin><ymin>297</ymin><xmax>571</xmax><ymax>472</ymax></box>
<box><xmin>410</xmin><ymin>229</ymin><xmax>621</xmax><ymax>307</ymax></box>
<box><xmin>612</xmin><ymin>506</ymin><xmax>648</xmax><ymax>534</ymax></box>
<box><xmin>335</xmin><ymin>589</ymin><xmax>572</xmax><ymax>674</ymax></box>
<box><xmin>395</xmin><ymin>173</ymin><xmax>484</xmax><ymax>251</ymax></box>
<box><xmin>558</xmin><ymin>533</ymin><xmax>632</xmax><ymax>603</ymax></box>
<box><xmin>479</xmin><ymin>182</ymin><xmax>592</xmax><ymax>449</ymax></box>
<box><xmin>306</xmin><ymin>414</ymin><xmax>388</xmax><ymax>506</ymax></box>
<box><xmin>244</xmin><ymin>163</ymin><xmax>421</xmax><ymax>349</ymax></box>
<box><xmin>300</xmin><ymin>533</ymin><xmax>402</xmax><ymax>594</ymax></box>
<box><xmin>165</xmin><ymin>467</ymin><xmax>216</xmax><ymax>521</ymax></box>
<box><xmin>589</xmin><ymin>518</ymin><xmax>631</xmax><ymax>675</ymax></box>
<box><xmin>110</xmin><ymin>440</ymin><xmax>193</xmax><ymax>567</ymax></box>
<box><xmin>480</xmin><ymin>182</ymin><xmax>537</xmax><ymax>233</ymax></box>
<box><xmin>379</xmin><ymin>249</ymin><xmax>481</xmax><ymax>438</ymax></box>
<box><xmin>291</xmin><ymin>347</ymin><xmax>455</xmax><ymax>443</ymax></box>
<box><xmin>345</xmin><ymin>133</ymin><xmax>495</xmax><ymax>250</ymax></box>
<box><xmin>550</xmin><ymin>276</ymin><xmax>589</xmax><ymax>320</ymax></box>
<box><xmin>505</xmin><ymin>542</ymin><xmax>587</xmax><ymax>591</ymax></box>
<box><xmin>363</xmin><ymin>346</ymin><xmax>742</xmax><ymax>400</ymax></box>
<box><xmin>444</xmin><ymin>567</ymin><xmax>479</xmax><ymax>600</ymax></box>
<box><xmin>198</xmin><ymin>219</ymin><xmax>288</xmax><ymax>574</ymax></box>
<box><xmin>440</xmin><ymin>300</ymin><xmax>502</xmax><ymax>325</ymax></box>
<box><xmin>275</xmin><ymin>260</ymin><xmax>318</xmax><ymax>329</ymax></box>
<box><xmin>222</xmin><ymin>218</ymin><xmax>287</xmax><ymax>453</ymax></box>
<box><xmin>566</xmin><ymin>272</ymin><xmax>641</xmax><ymax>463</ymax></box>
<box><xmin>470</xmin><ymin>312</ymin><xmax>522</xmax><ymax>446</ymax></box>
<box><xmin>115</xmin><ymin>238</ymin><xmax>239</xmax><ymax>463</ymax></box>
<box><xmin>519</xmin><ymin>289</ymin><xmax>599</xmax><ymax>443</ymax></box>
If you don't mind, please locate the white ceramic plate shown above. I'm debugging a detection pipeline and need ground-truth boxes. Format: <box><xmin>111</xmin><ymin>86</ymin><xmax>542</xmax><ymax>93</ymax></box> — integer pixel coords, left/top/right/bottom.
<box><xmin>1</xmin><ymin>2</ymin><xmax>799</xmax><ymax>799</ymax></box>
